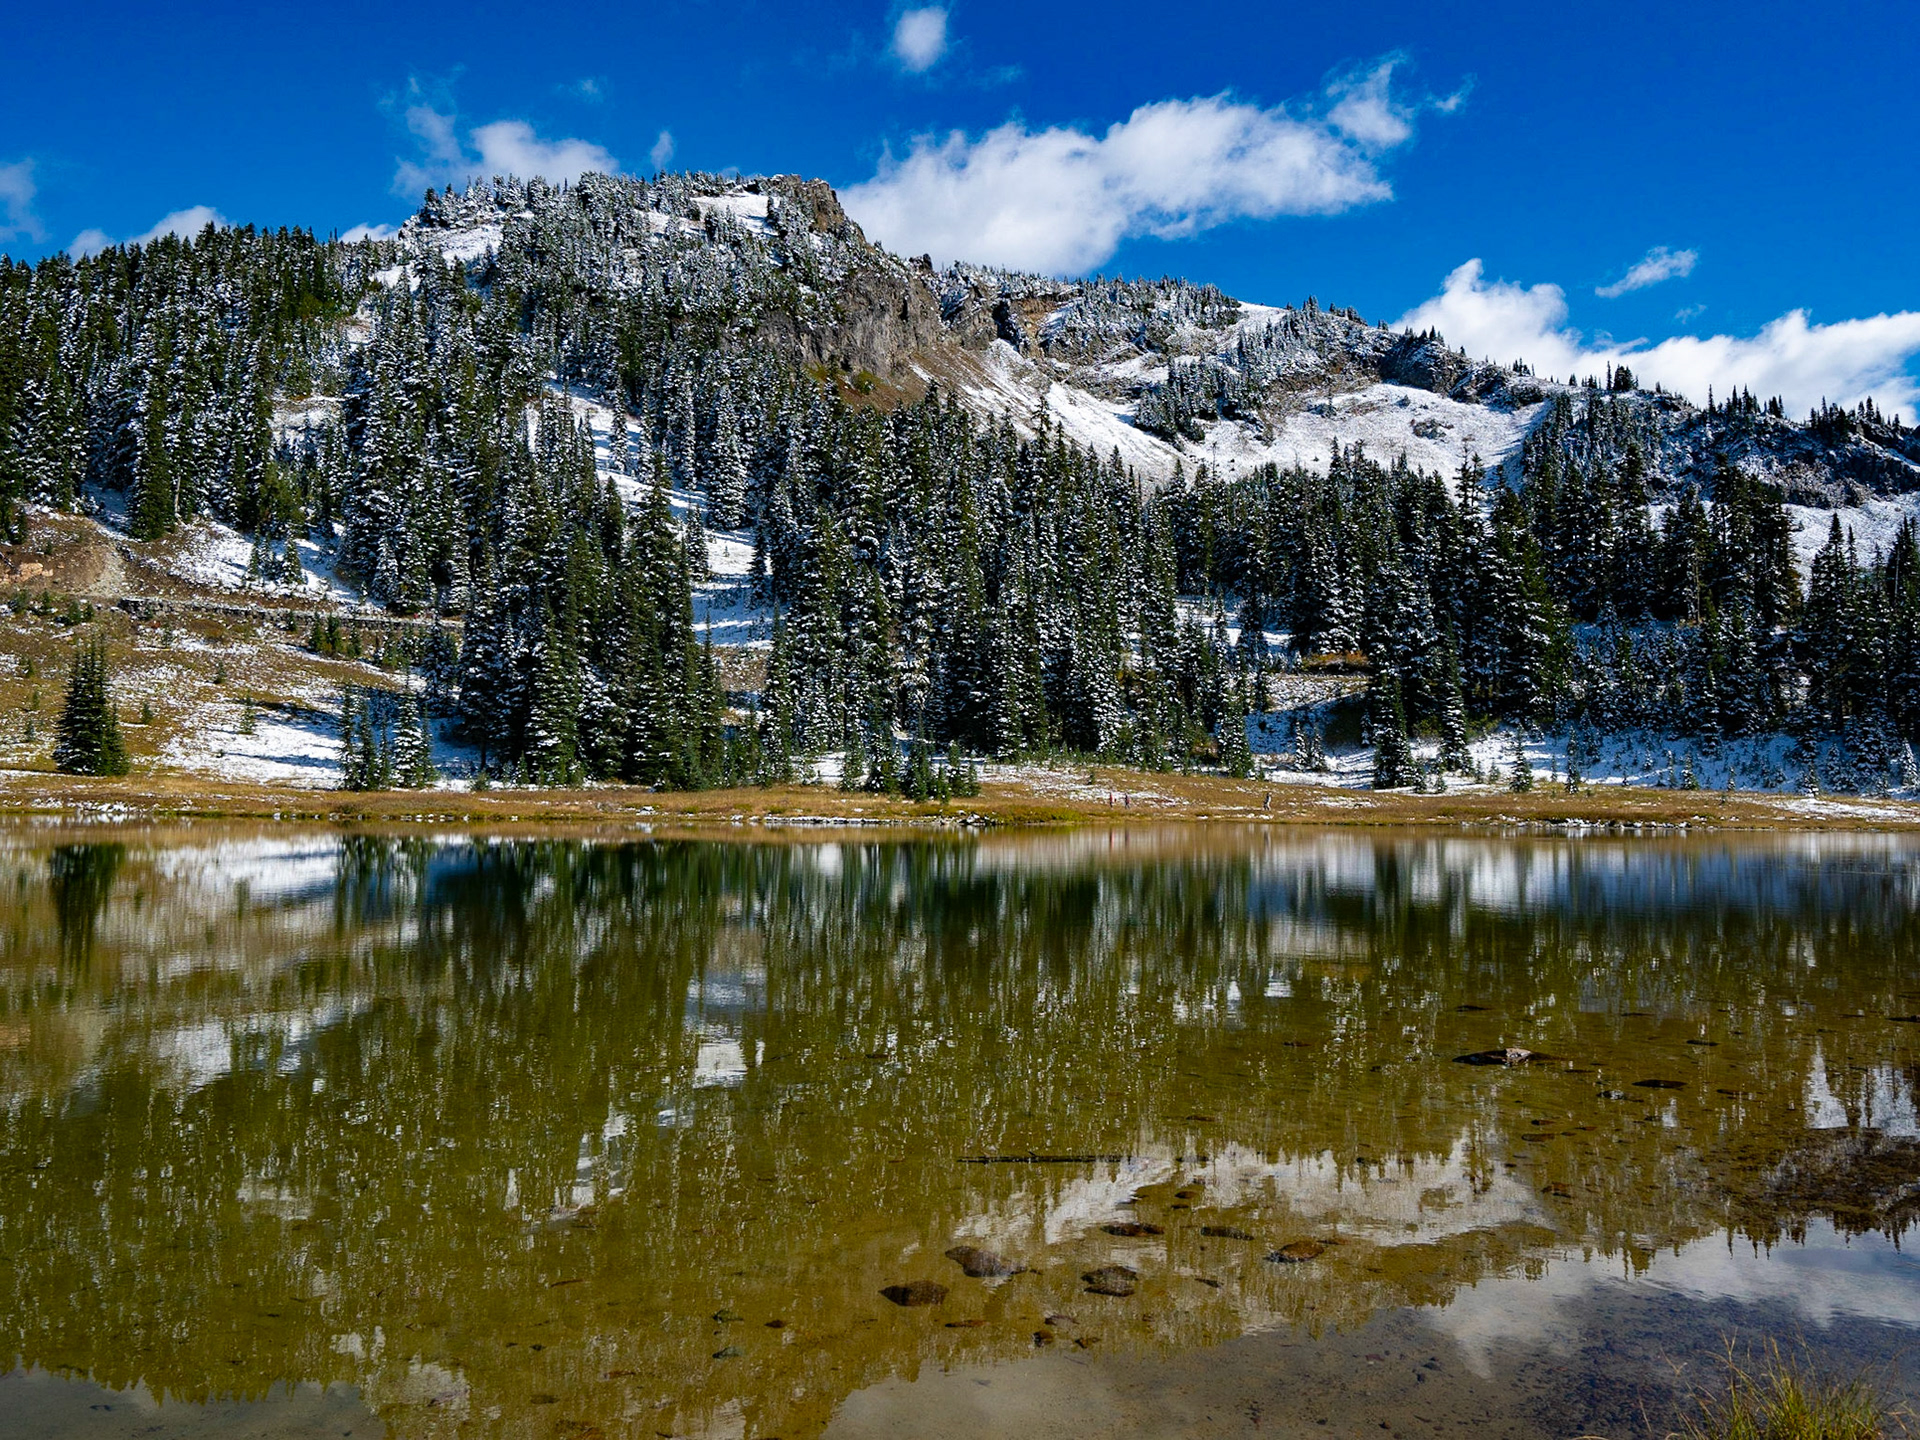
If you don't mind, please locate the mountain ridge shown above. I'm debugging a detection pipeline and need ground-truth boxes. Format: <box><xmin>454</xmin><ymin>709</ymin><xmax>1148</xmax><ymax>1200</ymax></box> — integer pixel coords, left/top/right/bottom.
<box><xmin>383</xmin><ymin>169</ymin><xmax>1920</xmax><ymax>505</ymax></box>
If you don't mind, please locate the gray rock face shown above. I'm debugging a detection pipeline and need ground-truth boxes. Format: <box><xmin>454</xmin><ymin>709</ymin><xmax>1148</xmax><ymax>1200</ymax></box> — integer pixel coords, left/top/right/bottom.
<box><xmin>754</xmin><ymin>257</ymin><xmax>944</xmax><ymax>379</ymax></box>
<box><xmin>749</xmin><ymin>177</ymin><xmax>945</xmax><ymax>379</ymax></box>
<box><xmin>759</xmin><ymin>175</ymin><xmax>860</xmax><ymax>241</ymax></box>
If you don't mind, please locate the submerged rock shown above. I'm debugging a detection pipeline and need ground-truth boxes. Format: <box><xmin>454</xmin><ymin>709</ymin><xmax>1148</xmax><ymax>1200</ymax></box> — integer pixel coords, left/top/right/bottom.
<box><xmin>1200</xmin><ymin>1225</ymin><xmax>1257</xmax><ymax>1240</ymax></box>
<box><xmin>1634</xmin><ymin>1078</ymin><xmax>1687</xmax><ymax>1089</ymax></box>
<box><xmin>1102</xmin><ymin>1221</ymin><xmax>1164</xmax><ymax>1237</ymax></box>
<box><xmin>944</xmin><ymin>1244</ymin><xmax>1024</xmax><ymax>1278</ymax></box>
<box><xmin>880</xmin><ymin>1280</ymin><xmax>948</xmax><ymax>1307</ymax></box>
<box><xmin>1456</xmin><ymin>1047</ymin><xmax>1557</xmax><ymax>1067</ymax></box>
<box><xmin>1081</xmin><ymin>1265</ymin><xmax>1139</xmax><ymax>1297</ymax></box>
<box><xmin>1267</xmin><ymin>1240</ymin><xmax>1327</xmax><ymax>1264</ymax></box>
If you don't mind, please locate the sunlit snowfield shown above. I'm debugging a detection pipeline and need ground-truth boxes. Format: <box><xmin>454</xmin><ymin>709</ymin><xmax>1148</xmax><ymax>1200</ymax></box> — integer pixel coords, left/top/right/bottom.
<box><xmin>2</xmin><ymin>826</ymin><xmax>1917</xmax><ymax>1439</ymax></box>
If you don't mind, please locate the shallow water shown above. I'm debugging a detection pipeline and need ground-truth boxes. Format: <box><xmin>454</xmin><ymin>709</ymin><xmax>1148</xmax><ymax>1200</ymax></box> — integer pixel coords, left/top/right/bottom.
<box><xmin>2</xmin><ymin>825</ymin><xmax>1917</xmax><ymax>1439</ymax></box>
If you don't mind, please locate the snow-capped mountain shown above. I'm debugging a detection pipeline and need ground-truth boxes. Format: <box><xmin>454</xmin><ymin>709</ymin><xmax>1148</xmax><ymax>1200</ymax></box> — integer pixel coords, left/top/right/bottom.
<box><xmin>386</xmin><ymin>172</ymin><xmax>1920</xmax><ymax>503</ymax></box>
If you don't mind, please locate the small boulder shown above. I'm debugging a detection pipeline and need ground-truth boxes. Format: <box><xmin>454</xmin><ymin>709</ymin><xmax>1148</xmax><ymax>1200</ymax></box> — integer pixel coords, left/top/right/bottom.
<box><xmin>1267</xmin><ymin>1240</ymin><xmax>1327</xmax><ymax>1264</ymax></box>
<box><xmin>1455</xmin><ymin>1047</ymin><xmax>1556</xmax><ymax>1067</ymax></box>
<box><xmin>1081</xmin><ymin>1265</ymin><xmax>1139</xmax><ymax>1297</ymax></box>
<box><xmin>880</xmin><ymin>1281</ymin><xmax>948</xmax><ymax>1307</ymax></box>
<box><xmin>944</xmin><ymin>1244</ymin><xmax>1024</xmax><ymax>1278</ymax></box>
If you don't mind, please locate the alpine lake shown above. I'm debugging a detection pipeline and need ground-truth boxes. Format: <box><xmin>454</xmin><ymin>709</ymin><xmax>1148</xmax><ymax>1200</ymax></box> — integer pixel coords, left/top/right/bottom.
<box><xmin>2</xmin><ymin>824</ymin><xmax>1917</xmax><ymax>1440</ymax></box>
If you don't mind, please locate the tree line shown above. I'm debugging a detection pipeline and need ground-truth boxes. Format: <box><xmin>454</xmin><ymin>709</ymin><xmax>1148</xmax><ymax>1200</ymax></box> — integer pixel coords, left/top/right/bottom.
<box><xmin>7</xmin><ymin>174</ymin><xmax>1920</xmax><ymax>792</ymax></box>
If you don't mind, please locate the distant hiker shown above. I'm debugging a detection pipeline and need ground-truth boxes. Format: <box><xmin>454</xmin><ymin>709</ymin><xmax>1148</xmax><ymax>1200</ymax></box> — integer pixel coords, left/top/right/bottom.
<box><xmin>1263</xmin><ymin>792</ymin><xmax>1272</xmax><ymax>810</ymax></box>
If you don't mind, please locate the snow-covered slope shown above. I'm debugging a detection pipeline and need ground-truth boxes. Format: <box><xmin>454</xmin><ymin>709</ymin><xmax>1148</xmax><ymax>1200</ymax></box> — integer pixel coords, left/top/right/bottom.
<box><xmin>353</xmin><ymin>172</ymin><xmax>1920</xmax><ymax>502</ymax></box>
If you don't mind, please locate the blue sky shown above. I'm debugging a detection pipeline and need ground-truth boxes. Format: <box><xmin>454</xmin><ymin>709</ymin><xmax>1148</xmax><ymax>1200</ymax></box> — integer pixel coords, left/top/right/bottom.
<box><xmin>2</xmin><ymin>0</ymin><xmax>1916</xmax><ymax>412</ymax></box>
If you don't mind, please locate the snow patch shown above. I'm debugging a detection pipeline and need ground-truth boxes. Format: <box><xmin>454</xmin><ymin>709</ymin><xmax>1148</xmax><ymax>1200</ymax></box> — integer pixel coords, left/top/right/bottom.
<box><xmin>692</xmin><ymin>193</ymin><xmax>772</xmax><ymax>236</ymax></box>
<box><xmin>1203</xmin><ymin>383</ymin><xmax>1544</xmax><ymax>480</ymax></box>
<box><xmin>162</xmin><ymin>518</ymin><xmax>364</xmax><ymax>605</ymax></box>
<box><xmin>1786</xmin><ymin>494</ymin><xmax>1920</xmax><ymax>574</ymax></box>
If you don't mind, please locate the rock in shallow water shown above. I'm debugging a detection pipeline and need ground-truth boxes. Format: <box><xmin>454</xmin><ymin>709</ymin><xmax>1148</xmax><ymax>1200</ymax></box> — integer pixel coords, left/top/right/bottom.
<box><xmin>1455</xmin><ymin>1047</ymin><xmax>1557</xmax><ymax>1067</ymax></box>
<box><xmin>1081</xmin><ymin>1265</ymin><xmax>1139</xmax><ymax>1297</ymax></box>
<box><xmin>1267</xmin><ymin>1240</ymin><xmax>1327</xmax><ymax>1264</ymax></box>
<box><xmin>880</xmin><ymin>1281</ymin><xmax>948</xmax><ymax>1307</ymax></box>
<box><xmin>1200</xmin><ymin>1225</ymin><xmax>1257</xmax><ymax>1240</ymax></box>
<box><xmin>1102</xmin><ymin>1221</ymin><xmax>1164</xmax><ymax>1237</ymax></box>
<box><xmin>943</xmin><ymin>1244</ymin><xmax>1024</xmax><ymax>1277</ymax></box>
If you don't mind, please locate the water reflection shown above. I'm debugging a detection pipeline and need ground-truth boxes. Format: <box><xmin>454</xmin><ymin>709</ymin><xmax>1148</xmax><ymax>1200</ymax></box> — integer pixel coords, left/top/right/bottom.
<box><xmin>1</xmin><ymin>827</ymin><xmax>1916</xmax><ymax>1439</ymax></box>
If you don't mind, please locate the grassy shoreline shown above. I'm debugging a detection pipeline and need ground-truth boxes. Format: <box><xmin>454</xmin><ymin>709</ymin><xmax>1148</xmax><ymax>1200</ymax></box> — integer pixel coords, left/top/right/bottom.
<box><xmin>3</xmin><ymin>762</ymin><xmax>1918</xmax><ymax>832</ymax></box>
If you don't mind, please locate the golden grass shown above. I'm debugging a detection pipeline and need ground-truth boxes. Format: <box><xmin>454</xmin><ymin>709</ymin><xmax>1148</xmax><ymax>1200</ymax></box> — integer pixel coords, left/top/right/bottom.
<box><xmin>1675</xmin><ymin>1348</ymin><xmax>1911</xmax><ymax>1440</ymax></box>
<box><xmin>1</xmin><ymin>763</ymin><xmax>1917</xmax><ymax>833</ymax></box>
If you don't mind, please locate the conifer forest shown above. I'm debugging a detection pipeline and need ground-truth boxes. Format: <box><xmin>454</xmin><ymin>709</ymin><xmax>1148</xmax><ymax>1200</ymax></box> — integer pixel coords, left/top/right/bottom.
<box><xmin>4</xmin><ymin>170</ymin><xmax>1920</xmax><ymax>794</ymax></box>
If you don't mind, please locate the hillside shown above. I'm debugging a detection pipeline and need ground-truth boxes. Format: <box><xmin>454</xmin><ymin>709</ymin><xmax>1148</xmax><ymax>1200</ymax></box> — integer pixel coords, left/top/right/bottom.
<box><xmin>386</xmin><ymin>173</ymin><xmax>1920</xmax><ymax>501</ymax></box>
<box><xmin>3</xmin><ymin>170</ymin><xmax>1920</xmax><ymax>804</ymax></box>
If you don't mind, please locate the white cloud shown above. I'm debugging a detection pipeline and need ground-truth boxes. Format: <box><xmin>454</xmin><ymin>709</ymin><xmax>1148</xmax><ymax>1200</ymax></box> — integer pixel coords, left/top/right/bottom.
<box><xmin>393</xmin><ymin>103</ymin><xmax>617</xmax><ymax>195</ymax></box>
<box><xmin>68</xmin><ymin>205</ymin><xmax>228</xmax><ymax>258</ymax></box>
<box><xmin>1397</xmin><ymin>257</ymin><xmax>1920</xmax><ymax>418</ymax></box>
<box><xmin>131</xmin><ymin>206</ymin><xmax>226</xmax><ymax>245</ymax></box>
<box><xmin>340</xmin><ymin>222</ymin><xmax>399</xmax><ymax>243</ymax></box>
<box><xmin>1596</xmin><ymin>244</ymin><xmax>1697</xmax><ymax>299</ymax></box>
<box><xmin>892</xmin><ymin>7</ymin><xmax>949</xmax><ymax>73</ymax></box>
<box><xmin>0</xmin><ymin>159</ymin><xmax>46</xmax><ymax>244</ymax></box>
<box><xmin>470</xmin><ymin>120</ymin><xmax>616</xmax><ymax>184</ymax></box>
<box><xmin>650</xmin><ymin>129</ymin><xmax>675</xmax><ymax>172</ymax></box>
<box><xmin>843</xmin><ymin>62</ymin><xmax>1429</xmax><ymax>273</ymax></box>
<box><xmin>394</xmin><ymin>103</ymin><xmax>464</xmax><ymax>195</ymax></box>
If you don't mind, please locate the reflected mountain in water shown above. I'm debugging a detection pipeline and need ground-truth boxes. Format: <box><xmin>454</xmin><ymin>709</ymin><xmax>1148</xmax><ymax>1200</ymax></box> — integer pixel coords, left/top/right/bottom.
<box><xmin>1</xmin><ymin>827</ymin><xmax>1916</xmax><ymax>1439</ymax></box>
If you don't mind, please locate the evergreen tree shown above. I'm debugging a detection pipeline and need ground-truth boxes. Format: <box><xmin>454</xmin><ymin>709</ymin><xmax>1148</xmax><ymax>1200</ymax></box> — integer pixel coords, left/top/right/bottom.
<box><xmin>1217</xmin><ymin>687</ymin><xmax>1253</xmax><ymax>778</ymax></box>
<box><xmin>392</xmin><ymin>696</ymin><xmax>437</xmax><ymax>789</ymax></box>
<box><xmin>1436</xmin><ymin>632</ymin><xmax>1473</xmax><ymax>772</ymax></box>
<box><xmin>1370</xmin><ymin>675</ymin><xmax>1416</xmax><ymax>789</ymax></box>
<box><xmin>1506</xmin><ymin>732</ymin><xmax>1535</xmax><ymax>792</ymax></box>
<box><xmin>54</xmin><ymin>637</ymin><xmax>129</xmax><ymax>776</ymax></box>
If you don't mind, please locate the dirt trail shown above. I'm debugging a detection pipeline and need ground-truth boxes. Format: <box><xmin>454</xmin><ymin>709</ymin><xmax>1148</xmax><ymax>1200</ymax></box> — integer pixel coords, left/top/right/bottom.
<box><xmin>80</xmin><ymin>539</ymin><xmax>130</xmax><ymax>601</ymax></box>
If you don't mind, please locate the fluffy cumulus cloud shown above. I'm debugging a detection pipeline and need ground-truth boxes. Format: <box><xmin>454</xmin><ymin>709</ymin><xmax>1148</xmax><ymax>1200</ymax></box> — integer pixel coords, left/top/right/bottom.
<box><xmin>844</xmin><ymin>62</ymin><xmax>1430</xmax><ymax>273</ymax></box>
<box><xmin>340</xmin><ymin>222</ymin><xmax>399</xmax><ymax>243</ymax></box>
<box><xmin>132</xmin><ymin>205</ymin><xmax>226</xmax><ymax>245</ymax></box>
<box><xmin>0</xmin><ymin>159</ymin><xmax>46</xmax><ymax>244</ymax></box>
<box><xmin>1398</xmin><ymin>258</ymin><xmax>1920</xmax><ymax>418</ymax></box>
<box><xmin>891</xmin><ymin>7</ymin><xmax>949</xmax><ymax>73</ymax></box>
<box><xmin>69</xmin><ymin>204</ymin><xmax>229</xmax><ymax>258</ymax></box>
<box><xmin>1596</xmin><ymin>244</ymin><xmax>1697</xmax><ymax>299</ymax></box>
<box><xmin>394</xmin><ymin>102</ymin><xmax>617</xmax><ymax>195</ymax></box>
<box><xmin>650</xmin><ymin>129</ymin><xmax>675</xmax><ymax>172</ymax></box>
